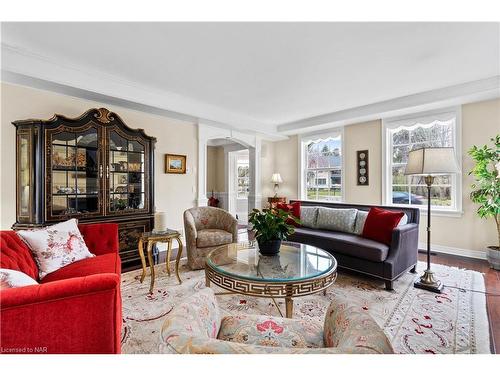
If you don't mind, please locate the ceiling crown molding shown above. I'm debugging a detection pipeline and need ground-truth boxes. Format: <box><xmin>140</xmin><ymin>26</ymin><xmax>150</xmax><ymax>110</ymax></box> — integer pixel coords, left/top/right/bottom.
<box><xmin>277</xmin><ymin>75</ymin><xmax>500</xmax><ymax>135</ymax></box>
<box><xmin>1</xmin><ymin>42</ymin><xmax>286</xmax><ymax>140</ymax></box>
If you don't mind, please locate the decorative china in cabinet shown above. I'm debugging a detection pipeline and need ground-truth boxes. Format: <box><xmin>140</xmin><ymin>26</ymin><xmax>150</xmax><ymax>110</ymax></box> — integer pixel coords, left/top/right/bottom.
<box><xmin>13</xmin><ymin>108</ymin><xmax>156</xmax><ymax>271</ymax></box>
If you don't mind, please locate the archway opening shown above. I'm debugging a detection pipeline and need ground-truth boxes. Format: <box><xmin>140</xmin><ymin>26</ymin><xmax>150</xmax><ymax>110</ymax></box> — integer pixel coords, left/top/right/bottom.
<box><xmin>206</xmin><ymin>138</ymin><xmax>250</xmax><ymax>226</ymax></box>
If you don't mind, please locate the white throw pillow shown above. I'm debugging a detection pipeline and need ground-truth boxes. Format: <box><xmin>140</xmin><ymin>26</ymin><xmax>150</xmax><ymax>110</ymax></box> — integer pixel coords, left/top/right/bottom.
<box><xmin>0</xmin><ymin>268</ymin><xmax>38</xmax><ymax>289</ymax></box>
<box><xmin>399</xmin><ymin>213</ymin><xmax>408</xmax><ymax>226</ymax></box>
<box><xmin>353</xmin><ymin>210</ymin><xmax>369</xmax><ymax>235</ymax></box>
<box><xmin>16</xmin><ymin>219</ymin><xmax>94</xmax><ymax>279</ymax></box>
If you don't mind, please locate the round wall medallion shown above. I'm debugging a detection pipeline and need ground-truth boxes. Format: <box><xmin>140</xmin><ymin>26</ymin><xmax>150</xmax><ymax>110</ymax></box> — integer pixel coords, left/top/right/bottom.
<box><xmin>357</xmin><ymin>150</ymin><xmax>369</xmax><ymax>186</ymax></box>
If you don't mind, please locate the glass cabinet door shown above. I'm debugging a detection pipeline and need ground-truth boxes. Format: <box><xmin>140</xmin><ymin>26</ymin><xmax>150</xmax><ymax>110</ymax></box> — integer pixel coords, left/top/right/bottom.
<box><xmin>107</xmin><ymin>129</ymin><xmax>147</xmax><ymax>214</ymax></box>
<box><xmin>48</xmin><ymin>125</ymin><xmax>102</xmax><ymax>219</ymax></box>
<box><xmin>17</xmin><ymin>130</ymin><xmax>33</xmax><ymax>222</ymax></box>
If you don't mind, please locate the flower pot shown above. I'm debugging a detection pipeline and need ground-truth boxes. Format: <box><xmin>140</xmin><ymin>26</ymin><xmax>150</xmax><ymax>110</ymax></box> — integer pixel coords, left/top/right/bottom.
<box><xmin>486</xmin><ymin>246</ymin><xmax>500</xmax><ymax>270</ymax></box>
<box><xmin>257</xmin><ymin>239</ymin><xmax>282</xmax><ymax>255</ymax></box>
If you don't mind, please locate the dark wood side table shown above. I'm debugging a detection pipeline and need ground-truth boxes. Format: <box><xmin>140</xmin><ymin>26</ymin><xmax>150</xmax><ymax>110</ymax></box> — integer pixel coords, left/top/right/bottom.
<box><xmin>138</xmin><ymin>230</ymin><xmax>183</xmax><ymax>294</ymax></box>
<box><xmin>267</xmin><ymin>196</ymin><xmax>287</xmax><ymax>208</ymax></box>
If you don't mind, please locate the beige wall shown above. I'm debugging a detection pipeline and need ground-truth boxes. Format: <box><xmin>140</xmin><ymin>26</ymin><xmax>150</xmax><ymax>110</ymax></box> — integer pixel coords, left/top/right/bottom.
<box><xmin>206</xmin><ymin>146</ymin><xmax>217</xmax><ymax>192</ymax></box>
<box><xmin>267</xmin><ymin>99</ymin><xmax>500</xmax><ymax>256</ymax></box>
<box><xmin>344</xmin><ymin>120</ymin><xmax>382</xmax><ymax>204</ymax></box>
<box><xmin>268</xmin><ymin>135</ymin><xmax>300</xmax><ymax>201</ymax></box>
<box><xmin>206</xmin><ymin>146</ymin><xmax>225</xmax><ymax>193</ymax></box>
<box><xmin>0</xmin><ymin>82</ymin><xmax>197</xmax><ymax>231</ymax></box>
<box><xmin>273</xmin><ymin>135</ymin><xmax>299</xmax><ymax>199</ymax></box>
<box><xmin>260</xmin><ymin>140</ymin><xmax>276</xmax><ymax>200</ymax></box>
<box><xmin>259</xmin><ymin>136</ymin><xmax>299</xmax><ymax>202</ymax></box>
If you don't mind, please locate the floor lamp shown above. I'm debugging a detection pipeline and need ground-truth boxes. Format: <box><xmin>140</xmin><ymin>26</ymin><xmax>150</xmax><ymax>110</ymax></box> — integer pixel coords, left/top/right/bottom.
<box><xmin>404</xmin><ymin>147</ymin><xmax>460</xmax><ymax>293</ymax></box>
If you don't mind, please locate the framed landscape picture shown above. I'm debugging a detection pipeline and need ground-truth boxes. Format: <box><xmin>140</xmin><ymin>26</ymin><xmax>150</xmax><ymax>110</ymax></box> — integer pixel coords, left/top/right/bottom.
<box><xmin>165</xmin><ymin>154</ymin><xmax>187</xmax><ymax>174</ymax></box>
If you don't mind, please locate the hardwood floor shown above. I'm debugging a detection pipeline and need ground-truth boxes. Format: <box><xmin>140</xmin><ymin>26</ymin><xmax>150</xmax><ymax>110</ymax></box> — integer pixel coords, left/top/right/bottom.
<box><xmin>418</xmin><ymin>251</ymin><xmax>500</xmax><ymax>354</ymax></box>
<box><xmin>160</xmin><ymin>231</ymin><xmax>500</xmax><ymax>353</ymax></box>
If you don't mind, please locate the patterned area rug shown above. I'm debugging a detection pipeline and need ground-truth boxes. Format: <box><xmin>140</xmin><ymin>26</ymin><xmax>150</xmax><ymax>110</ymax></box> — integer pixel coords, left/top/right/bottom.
<box><xmin>120</xmin><ymin>260</ymin><xmax>491</xmax><ymax>354</ymax></box>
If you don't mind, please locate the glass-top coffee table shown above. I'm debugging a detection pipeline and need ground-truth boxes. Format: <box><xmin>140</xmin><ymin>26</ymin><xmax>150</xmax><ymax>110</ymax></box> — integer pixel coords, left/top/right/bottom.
<box><xmin>205</xmin><ymin>241</ymin><xmax>337</xmax><ymax>318</ymax></box>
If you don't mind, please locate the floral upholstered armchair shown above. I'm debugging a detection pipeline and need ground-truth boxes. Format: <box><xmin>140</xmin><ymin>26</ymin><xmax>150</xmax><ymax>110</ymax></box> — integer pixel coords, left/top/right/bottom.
<box><xmin>160</xmin><ymin>288</ymin><xmax>394</xmax><ymax>354</ymax></box>
<box><xmin>183</xmin><ymin>207</ymin><xmax>238</xmax><ymax>270</ymax></box>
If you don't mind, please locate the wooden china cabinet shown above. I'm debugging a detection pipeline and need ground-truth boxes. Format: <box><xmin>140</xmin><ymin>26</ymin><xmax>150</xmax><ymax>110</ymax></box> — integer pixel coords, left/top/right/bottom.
<box><xmin>13</xmin><ymin>108</ymin><xmax>156</xmax><ymax>271</ymax></box>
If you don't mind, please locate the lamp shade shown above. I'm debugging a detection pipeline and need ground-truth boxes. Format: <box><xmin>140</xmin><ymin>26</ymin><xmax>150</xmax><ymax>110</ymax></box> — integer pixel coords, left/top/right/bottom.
<box><xmin>404</xmin><ymin>147</ymin><xmax>460</xmax><ymax>176</ymax></box>
<box><xmin>271</xmin><ymin>173</ymin><xmax>283</xmax><ymax>184</ymax></box>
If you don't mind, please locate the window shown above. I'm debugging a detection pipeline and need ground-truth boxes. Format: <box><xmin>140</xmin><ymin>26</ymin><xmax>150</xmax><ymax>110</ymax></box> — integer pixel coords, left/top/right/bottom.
<box><xmin>383</xmin><ymin>109</ymin><xmax>461</xmax><ymax>213</ymax></box>
<box><xmin>237</xmin><ymin>158</ymin><xmax>249</xmax><ymax>199</ymax></box>
<box><xmin>300</xmin><ymin>132</ymin><xmax>343</xmax><ymax>201</ymax></box>
<box><xmin>316</xmin><ymin>177</ymin><xmax>327</xmax><ymax>186</ymax></box>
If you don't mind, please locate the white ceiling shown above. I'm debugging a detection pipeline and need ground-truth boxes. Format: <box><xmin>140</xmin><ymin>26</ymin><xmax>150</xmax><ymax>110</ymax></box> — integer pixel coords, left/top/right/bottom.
<box><xmin>1</xmin><ymin>22</ymin><xmax>499</xmax><ymax>134</ymax></box>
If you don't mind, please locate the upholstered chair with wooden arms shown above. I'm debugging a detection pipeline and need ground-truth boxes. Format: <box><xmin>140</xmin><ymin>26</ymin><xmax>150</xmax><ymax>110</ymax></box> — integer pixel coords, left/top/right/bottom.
<box><xmin>159</xmin><ymin>288</ymin><xmax>394</xmax><ymax>354</ymax></box>
<box><xmin>183</xmin><ymin>207</ymin><xmax>238</xmax><ymax>270</ymax></box>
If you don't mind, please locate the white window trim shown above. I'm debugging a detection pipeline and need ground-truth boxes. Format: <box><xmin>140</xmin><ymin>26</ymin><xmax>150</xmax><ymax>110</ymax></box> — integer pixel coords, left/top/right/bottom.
<box><xmin>298</xmin><ymin>128</ymin><xmax>345</xmax><ymax>203</ymax></box>
<box><xmin>381</xmin><ymin>107</ymin><xmax>463</xmax><ymax>217</ymax></box>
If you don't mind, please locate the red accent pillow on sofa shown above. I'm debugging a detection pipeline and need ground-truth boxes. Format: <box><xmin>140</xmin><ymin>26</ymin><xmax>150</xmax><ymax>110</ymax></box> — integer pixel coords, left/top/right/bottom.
<box><xmin>362</xmin><ymin>207</ymin><xmax>404</xmax><ymax>245</ymax></box>
<box><xmin>276</xmin><ymin>201</ymin><xmax>301</xmax><ymax>227</ymax></box>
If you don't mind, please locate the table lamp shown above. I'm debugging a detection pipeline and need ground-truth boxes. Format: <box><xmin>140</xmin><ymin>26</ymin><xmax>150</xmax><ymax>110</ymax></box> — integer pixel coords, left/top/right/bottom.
<box><xmin>404</xmin><ymin>147</ymin><xmax>460</xmax><ymax>293</ymax></box>
<box><xmin>271</xmin><ymin>173</ymin><xmax>283</xmax><ymax>197</ymax></box>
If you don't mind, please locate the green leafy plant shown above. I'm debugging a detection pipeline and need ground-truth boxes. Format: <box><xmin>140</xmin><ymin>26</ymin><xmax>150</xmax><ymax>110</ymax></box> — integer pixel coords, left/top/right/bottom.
<box><xmin>468</xmin><ymin>134</ymin><xmax>500</xmax><ymax>249</ymax></box>
<box><xmin>248</xmin><ymin>208</ymin><xmax>299</xmax><ymax>243</ymax></box>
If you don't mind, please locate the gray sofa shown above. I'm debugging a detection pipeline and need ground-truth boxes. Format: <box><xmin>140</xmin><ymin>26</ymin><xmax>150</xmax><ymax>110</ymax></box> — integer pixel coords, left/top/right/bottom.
<box><xmin>288</xmin><ymin>200</ymin><xmax>420</xmax><ymax>290</ymax></box>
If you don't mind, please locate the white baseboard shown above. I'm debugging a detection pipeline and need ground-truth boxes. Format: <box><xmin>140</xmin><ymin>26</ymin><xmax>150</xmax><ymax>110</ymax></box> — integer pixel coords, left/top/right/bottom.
<box><xmin>419</xmin><ymin>242</ymin><xmax>487</xmax><ymax>260</ymax></box>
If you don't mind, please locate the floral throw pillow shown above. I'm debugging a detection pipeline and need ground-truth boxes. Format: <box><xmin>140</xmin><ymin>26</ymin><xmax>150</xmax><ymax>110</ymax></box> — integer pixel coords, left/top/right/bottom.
<box><xmin>0</xmin><ymin>268</ymin><xmax>38</xmax><ymax>289</ymax></box>
<box><xmin>16</xmin><ymin>219</ymin><xmax>94</xmax><ymax>279</ymax></box>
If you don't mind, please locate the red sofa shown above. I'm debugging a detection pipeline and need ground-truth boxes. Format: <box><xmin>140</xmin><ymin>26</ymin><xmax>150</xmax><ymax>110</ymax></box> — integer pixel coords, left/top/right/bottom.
<box><xmin>0</xmin><ymin>223</ymin><xmax>122</xmax><ymax>354</ymax></box>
